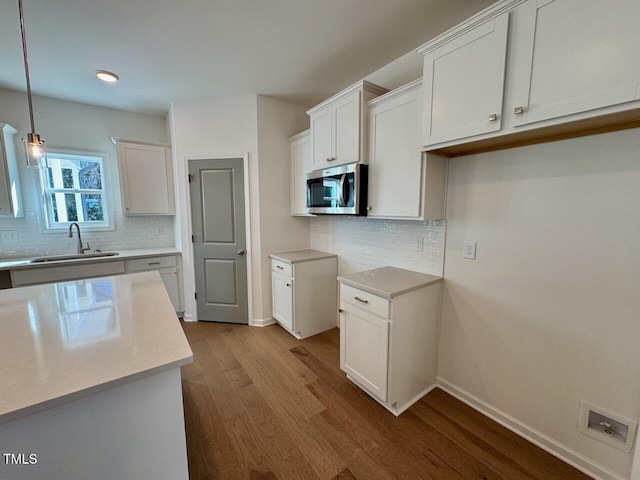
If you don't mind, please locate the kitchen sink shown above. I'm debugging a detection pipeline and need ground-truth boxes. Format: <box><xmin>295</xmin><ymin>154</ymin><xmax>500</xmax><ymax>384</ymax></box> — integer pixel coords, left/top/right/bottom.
<box><xmin>29</xmin><ymin>252</ymin><xmax>120</xmax><ymax>263</ymax></box>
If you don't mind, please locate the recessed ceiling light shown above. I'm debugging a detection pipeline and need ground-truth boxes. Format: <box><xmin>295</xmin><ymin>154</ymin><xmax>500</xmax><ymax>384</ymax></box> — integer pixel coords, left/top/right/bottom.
<box><xmin>95</xmin><ymin>70</ymin><xmax>119</xmax><ymax>83</ymax></box>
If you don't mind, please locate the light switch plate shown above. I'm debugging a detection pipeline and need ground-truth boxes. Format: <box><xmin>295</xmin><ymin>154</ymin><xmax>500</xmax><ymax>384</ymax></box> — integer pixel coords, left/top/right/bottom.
<box><xmin>463</xmin><ymin>241</ymin><xmax>476</xmax><ymax>260</ymax></box>
<box><xmin>416</xmin><ymin>236</ymin><xmax>424</xmax><ymax>252</ymax></box>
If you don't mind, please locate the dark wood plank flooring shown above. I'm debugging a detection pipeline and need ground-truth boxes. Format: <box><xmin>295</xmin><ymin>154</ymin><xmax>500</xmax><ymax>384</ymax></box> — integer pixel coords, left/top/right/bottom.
<box><xmin>180</xmin><ymin>321</ymin><xmax>591</xmax><ymax>480</ymax></box>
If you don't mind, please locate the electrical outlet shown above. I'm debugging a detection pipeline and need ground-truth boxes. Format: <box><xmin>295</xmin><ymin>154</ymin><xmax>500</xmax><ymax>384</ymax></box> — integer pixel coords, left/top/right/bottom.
<box><xmin>463</xmin><ymin>241</ymin><xmax>476</xmax><ymax>260</ymax></box>
<box><xmin>415</xmin><ymin>236</ymin><xmax>424</xmax><ymax>252</ymax></box>
<box><xmin>0</xmin><ymin>230</ymin><xmax>18</xmax><ymax>244</ymax></box>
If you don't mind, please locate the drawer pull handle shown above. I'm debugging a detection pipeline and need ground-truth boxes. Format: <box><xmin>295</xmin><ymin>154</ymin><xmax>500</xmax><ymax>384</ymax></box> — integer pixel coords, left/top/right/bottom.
<box><xmin>276</xmin><ymin>265</ymin><xmax>284</xmax><ymax>270</ymax></box>
<box><xmin>514</xmin><ymin>106</ymin><xmax>524</xmax><ymax>115</ymax></box>
<box><xmin>354</xmin><ymin>296</ymin><xmax>369</xmax><ymax>304</ymax></box>
<box><xmin>148</xmin><ymin>262</ymin><xmax>161</xmax><ymax>265</ymax></box>
<box><xmin>488</xmin><ymin>113</ymin><xmax>498</xmax><ymax>122</ymax></box>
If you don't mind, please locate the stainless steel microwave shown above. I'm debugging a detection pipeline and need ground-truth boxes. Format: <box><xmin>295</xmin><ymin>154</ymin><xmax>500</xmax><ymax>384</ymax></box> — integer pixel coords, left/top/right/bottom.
<box><xmin>306</xmin><ymin>163</ymin><xmax>368</xmax><ymax>215</ymax></box>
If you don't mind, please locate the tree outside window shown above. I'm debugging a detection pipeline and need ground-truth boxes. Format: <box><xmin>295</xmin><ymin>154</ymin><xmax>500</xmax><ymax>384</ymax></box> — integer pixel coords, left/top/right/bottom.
<box><xmin>40</xmin><ymin>152</ymin><xmax>110</xmax><ymax>230</ymax></box>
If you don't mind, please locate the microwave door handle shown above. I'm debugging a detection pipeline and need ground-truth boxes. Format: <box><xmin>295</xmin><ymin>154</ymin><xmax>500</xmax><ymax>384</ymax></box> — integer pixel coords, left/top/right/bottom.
<box><xmin>338</xmin><ymin>174</ymin><xmax>347</xmax><ymax>206</ymax></box>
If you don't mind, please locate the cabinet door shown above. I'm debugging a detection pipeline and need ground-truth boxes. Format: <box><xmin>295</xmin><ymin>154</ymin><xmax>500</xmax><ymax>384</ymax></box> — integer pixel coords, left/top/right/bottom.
<box><xmin>512</xmin><ymin>0</ymin><xmax>640</xmax><ymax>126</ymax></box>
<box><xmin>272</xmin><ymin>272</ymin><xmax>293</xmax><ymax>331</ymax></box>
<box><xmin>118</xmin><ymin>143</ymin><xmax>175</xmax><ymax>215</ymax></box>
<box><xmin>332</xmin><ymin>91</ymin><xmax>361</xmax><ymax>166</ymax></box>
<box><xmin>340</xmin><ymin>306</ymin><xmax>389</xmax><ymax>402</ymax></box>
<box><xmin>289</xmin><ymin>133</ymin><xmax>312</xmax><ymax>216</ymax></box>
<box><xmin>368</xmin><ymin>85</ymin><xmax>422</xmax><ymax>218</ymax></box>
<box><xmin>422</xmin><ymin>12</ymin><xmax>509</xmax><ymax>146</ymax></box>
<box><xmin>311</xmin><ymin>108</ymin><xmax>333</xmax><ymax>170</ymax></box>
<box><xmin>159</xmin><ymin>268</ymin><xmax>180</xmax><ymax>312</ymax></box>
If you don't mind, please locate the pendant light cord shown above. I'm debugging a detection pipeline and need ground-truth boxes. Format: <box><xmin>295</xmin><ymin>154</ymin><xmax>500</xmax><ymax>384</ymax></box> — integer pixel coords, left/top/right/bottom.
<box><xmin>18</xmin><ymin>0</ymin><xmax>36</xmax><ymax>134</ymax></box>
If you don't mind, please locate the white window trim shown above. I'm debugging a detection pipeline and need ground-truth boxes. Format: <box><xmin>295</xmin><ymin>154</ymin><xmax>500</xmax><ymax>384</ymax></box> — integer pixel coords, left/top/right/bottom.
<box><xmin>36</xmin><ymin>149</ymin><xmax>115</xmax><ymax>233</ymax></box>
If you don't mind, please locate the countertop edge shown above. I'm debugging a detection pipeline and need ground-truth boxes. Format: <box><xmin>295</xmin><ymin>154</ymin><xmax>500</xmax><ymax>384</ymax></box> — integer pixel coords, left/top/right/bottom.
<box><xmin>0</xmin><ymin>248</ymin><xmax>182</xmax><ymax>271</ymax></box>
<box><xmin>269</xmin><ymin>250</ymin><xmax>337</xmax><ymax>264</ymax></box>
<box><xmin>338</xmin><ymin>275</ymin><xmax>443</xmax><ymax>299</ymax></box>
<box><xmin>0</xmin><ymin>354</ymin><xmax>193</xmax><ymax>426</ymax></box>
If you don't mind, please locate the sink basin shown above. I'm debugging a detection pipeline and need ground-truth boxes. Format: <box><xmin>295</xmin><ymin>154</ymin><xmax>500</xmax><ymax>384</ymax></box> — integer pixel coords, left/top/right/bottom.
<box><xmin>29</xmin><ymin>252</ymin><xmax>120</xmax><ymax>263</ymax></box>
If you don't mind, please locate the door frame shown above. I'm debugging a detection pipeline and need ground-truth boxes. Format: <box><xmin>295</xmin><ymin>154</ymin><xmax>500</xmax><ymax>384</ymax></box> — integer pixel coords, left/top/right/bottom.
<box><xmin>183</xmin><ymin>153</ymin><xmax>253</xmax><ymax>324</ymax></box>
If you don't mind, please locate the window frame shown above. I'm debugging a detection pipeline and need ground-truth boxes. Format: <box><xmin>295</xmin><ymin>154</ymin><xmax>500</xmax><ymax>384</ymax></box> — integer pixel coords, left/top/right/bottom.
<box><xmin>37</xmin><ymin>149</ymin><xmax>114</xmax><ymax>232</ymax></box>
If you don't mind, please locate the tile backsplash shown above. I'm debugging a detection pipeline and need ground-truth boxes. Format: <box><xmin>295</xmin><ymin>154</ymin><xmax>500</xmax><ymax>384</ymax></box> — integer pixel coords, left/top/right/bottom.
<box><xmin>310</xmin><ymin>216</ymin><xmax>445</xmax><ymax>276</ymax></box>
<box><xmin>0</xmin><ymin>211</ymin><xmax>175</xmax><ymax>259</ymax></box>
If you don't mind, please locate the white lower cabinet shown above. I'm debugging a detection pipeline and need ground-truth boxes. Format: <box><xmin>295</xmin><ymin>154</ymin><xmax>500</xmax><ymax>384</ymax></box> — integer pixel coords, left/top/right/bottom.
<box><xmin>338</xmin><ymin>271</ymin><xmax>442</xmax><ymax>416</ymax></box>
<box><xmin>10</xmin><ymin>254</ymin><xmax>182</xmax><ymax>314</ymax></box>
<box><xmin>269</xmin><ymin>252</ymin><xmax>337</xmax><ymax>339</ymax></box>
<box><xmin>340</xmin><ymin>305</ymin><xmax>390</xmax><ymax>402</ymax></box>
<box><xmin>125</xmin><ymin>255</ymin><xmax>181</xmax><ymax>312</ymax></box>
<box><xmin>11</xmin><ymin>261</ymin><xmax>126</xmax><ymax>287</ymax></box>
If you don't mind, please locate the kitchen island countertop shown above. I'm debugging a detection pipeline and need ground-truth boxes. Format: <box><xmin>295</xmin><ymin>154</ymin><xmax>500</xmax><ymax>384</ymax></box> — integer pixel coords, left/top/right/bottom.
<box><xmin>0</xmin><ymin>271</ymin><xmax>192</xmax><ymax>425</ymax></box>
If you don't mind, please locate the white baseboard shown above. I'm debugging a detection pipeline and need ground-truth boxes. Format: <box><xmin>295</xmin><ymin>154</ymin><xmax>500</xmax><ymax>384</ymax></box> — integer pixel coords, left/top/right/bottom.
<box><xmin>436</xmin><ymin>377</ymin><xmax>625</xmax><ymax>480</ymax></box>
<box><xmin>251</xmin><ymin>317</ymin><xmax>276</xmax><ymax>327</ymax></box>
<box><xmin>182</xmin><ymin>313</ymin><xmax>196</xmax><ymax>322</ymax></box>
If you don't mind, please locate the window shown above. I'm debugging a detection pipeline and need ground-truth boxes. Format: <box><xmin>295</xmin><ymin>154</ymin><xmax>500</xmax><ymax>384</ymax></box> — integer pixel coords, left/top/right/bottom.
<box><xmin>40</xmin><ymin>152</ymin><xmax>111</xmax><ymax>230</ymax></box>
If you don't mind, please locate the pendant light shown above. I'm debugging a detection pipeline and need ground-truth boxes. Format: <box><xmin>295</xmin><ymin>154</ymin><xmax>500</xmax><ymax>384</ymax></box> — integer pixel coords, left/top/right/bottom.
<box><xmin>18</xmin><ymin>0</ymin><xmax>47</xmax><ymax>168</ymax></box>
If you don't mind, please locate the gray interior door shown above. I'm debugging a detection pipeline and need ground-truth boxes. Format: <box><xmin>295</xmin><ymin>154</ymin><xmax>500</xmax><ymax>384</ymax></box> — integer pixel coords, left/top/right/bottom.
<box><xmin>189</xmin><ymin>158</ymin><xmax>248</xmax><ymax>324</ymax></box>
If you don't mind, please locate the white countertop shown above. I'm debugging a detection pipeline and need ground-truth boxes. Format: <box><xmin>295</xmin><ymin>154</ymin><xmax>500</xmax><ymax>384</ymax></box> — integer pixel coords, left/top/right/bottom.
<box><xmin>0</xmin><ymin>247</ymin><xmax>181</xmax><ymax>271</ymax></box>
<box><xmin>0</xmin><ymin>271</ymin><xmax>193</xmax><ymax>424</ymax></box>
<box><xmin>338</xmin><ymin>266</ymin><xmax>442</xmax><ymax>299</ymax></box>
<box><xmin>269</xmin><ymin>249</ymin><xmax>337</xmax><ymax>264</ymax></box>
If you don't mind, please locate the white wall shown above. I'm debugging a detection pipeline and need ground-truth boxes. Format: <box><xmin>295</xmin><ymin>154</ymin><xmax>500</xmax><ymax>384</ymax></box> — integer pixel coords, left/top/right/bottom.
<box><xmin>256</xmin><ymin>96</ymin><xmax>310</xmax><ymax>321</ymax></box>
<box><xmin>439</xmin><ymin>128</ymin><xmax>640</xmax><ymax>479</ymax></box>
<box><xmin>169</xmin><ymin>95</ymin><xmax>259</xmax><ymax>322</ymax></box>
<box><xmin>169</xmin><ymin>95</ymin><xmax>308</xmax><ymax>323</ymax></box>
<box><xmin>0</xmin><ymin>88</ymin><xmax>174</xmax><ymax>257</ymax></box>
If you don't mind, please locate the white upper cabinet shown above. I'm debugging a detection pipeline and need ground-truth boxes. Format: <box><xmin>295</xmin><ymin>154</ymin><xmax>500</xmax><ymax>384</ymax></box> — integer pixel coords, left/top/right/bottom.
<box><xmin>0</xmin><ymin>124</ymin><xmax>23</xmax><ymax>218</ymax></box>
<box><xmin>307</xmin><ymin>80</ymin><xmax>387</xmax><ymax>170</ymax></box>
<box><xmin>367</xmin><ymin>80</ymin><xmax>447</xmax><ymax>220</ymax></box>
<box><xmin>420</xmin><ymin>12</ymin><xmax>509</xmax><ymax>147</ymax></box>
<box><xmin>511</xmin><ymin>0</ymin><xmax>640</xmax><ymax>127</ymax></box>
<box><xmin>288</xmin><ymin>130</ymin><xmax>313</xmax><ymax>216</ymax></box>
<box><xmin>114</xmin><ymin>139</ymin><xmax>175</xmax><ymax>216</ymax></box>
<box><xmin>417</xmin><ymin>0</ymin><xmax>640</xmax><ymax>153</ymax></box>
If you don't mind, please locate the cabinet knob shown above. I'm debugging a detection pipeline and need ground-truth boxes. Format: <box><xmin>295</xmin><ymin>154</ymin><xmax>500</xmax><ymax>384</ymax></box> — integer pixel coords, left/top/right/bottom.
<box><xmin>488</xmin><ymin>113</ymin><xmax>498</xmax><ymax>122</ymax></box>
<box><xmin>367</xmin><ymin>206</ymin><xmax>372</xmax><ymax>211</ymax></box>
<box><xmin>339</xmin><ymin>309</ymin><xmax>344</xmax><ymax>313</ymax></box>
<box><xmin>286</xmin><ymin>283</ymin><xmax>291</xmax><ymax>287</ymax></box>
<box><xmin>514</xmin><ymin>106</ymin><xmax>524</xmax><ymax>115</ymax></box>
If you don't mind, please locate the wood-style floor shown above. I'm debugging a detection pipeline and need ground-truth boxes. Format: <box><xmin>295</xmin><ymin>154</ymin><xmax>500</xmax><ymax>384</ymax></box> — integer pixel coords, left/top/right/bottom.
<box><xmin>180</xmin><ymin>321</ymin><xmax>591</xmax><ymax>480</ymax></box>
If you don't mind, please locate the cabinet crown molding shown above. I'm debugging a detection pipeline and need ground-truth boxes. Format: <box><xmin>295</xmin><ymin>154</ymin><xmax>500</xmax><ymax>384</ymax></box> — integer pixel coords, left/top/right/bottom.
<box><xmin>111</xmin><ymin>137</ymin><xmax>171</xmax><ymax>148</ymax></box>
<box><xmin>306</xmin><ymin>80</ymin><xmax>388</xmax><ymax>116</ymax></box>
<box><xmin>417</xmin><ymin>0</ymin><xmax>526</xmax><ymax>56</ymax></box>
<box><xmin>367</xmin><ymin>78</ymin><xmax>423</xmax><ymax>108</ymax></box>
<box><xmin>287</xmin><ymin>129</ymin><xmax>310</xmax><ymax>143</ymax></box>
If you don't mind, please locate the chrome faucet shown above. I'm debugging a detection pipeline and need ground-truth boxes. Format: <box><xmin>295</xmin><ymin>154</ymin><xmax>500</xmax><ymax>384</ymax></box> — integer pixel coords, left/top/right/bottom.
<box><xmin>68</xmin><ymin>223</ymin><xmax>90</xmax><ymax>254</ymax></box>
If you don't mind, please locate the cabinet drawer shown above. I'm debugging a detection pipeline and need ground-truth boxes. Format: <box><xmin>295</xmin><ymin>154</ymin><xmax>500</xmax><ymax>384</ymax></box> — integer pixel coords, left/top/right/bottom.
<box><xmin>126</xmin><ymin>255</ymin><xmax>176</xmax><ymax>272</ymax></box>
<box><xmin>340</xmin><ymin>283</ymin><xmax>390</xmax><ymax>319</ymax></box>
<box><xmin>271</xmin><ymin>259</ymin><xmax>292</xmax><ymax>277</ymax></box>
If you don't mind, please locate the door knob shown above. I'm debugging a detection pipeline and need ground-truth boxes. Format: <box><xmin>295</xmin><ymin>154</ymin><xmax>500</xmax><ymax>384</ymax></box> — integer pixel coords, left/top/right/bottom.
<box><xmin>237</xmin><ymin>249</ymin><xmax>246</xmax><ymax>256</ymax></box>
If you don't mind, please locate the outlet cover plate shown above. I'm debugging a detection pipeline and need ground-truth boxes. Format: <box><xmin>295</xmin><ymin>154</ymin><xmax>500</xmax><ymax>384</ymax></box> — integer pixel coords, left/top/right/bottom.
<box><xmin>463</xmin><ymin>241</ymin><xmax>476</xmax><ymax>260</ymax></box>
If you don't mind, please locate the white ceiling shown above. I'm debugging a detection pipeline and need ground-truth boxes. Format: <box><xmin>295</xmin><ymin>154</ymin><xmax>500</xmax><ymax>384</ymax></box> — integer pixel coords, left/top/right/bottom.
<box><xmin>0</xmin><ymin>0</ymin><xmax>494</xmax><ymax>115</ymax></box>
